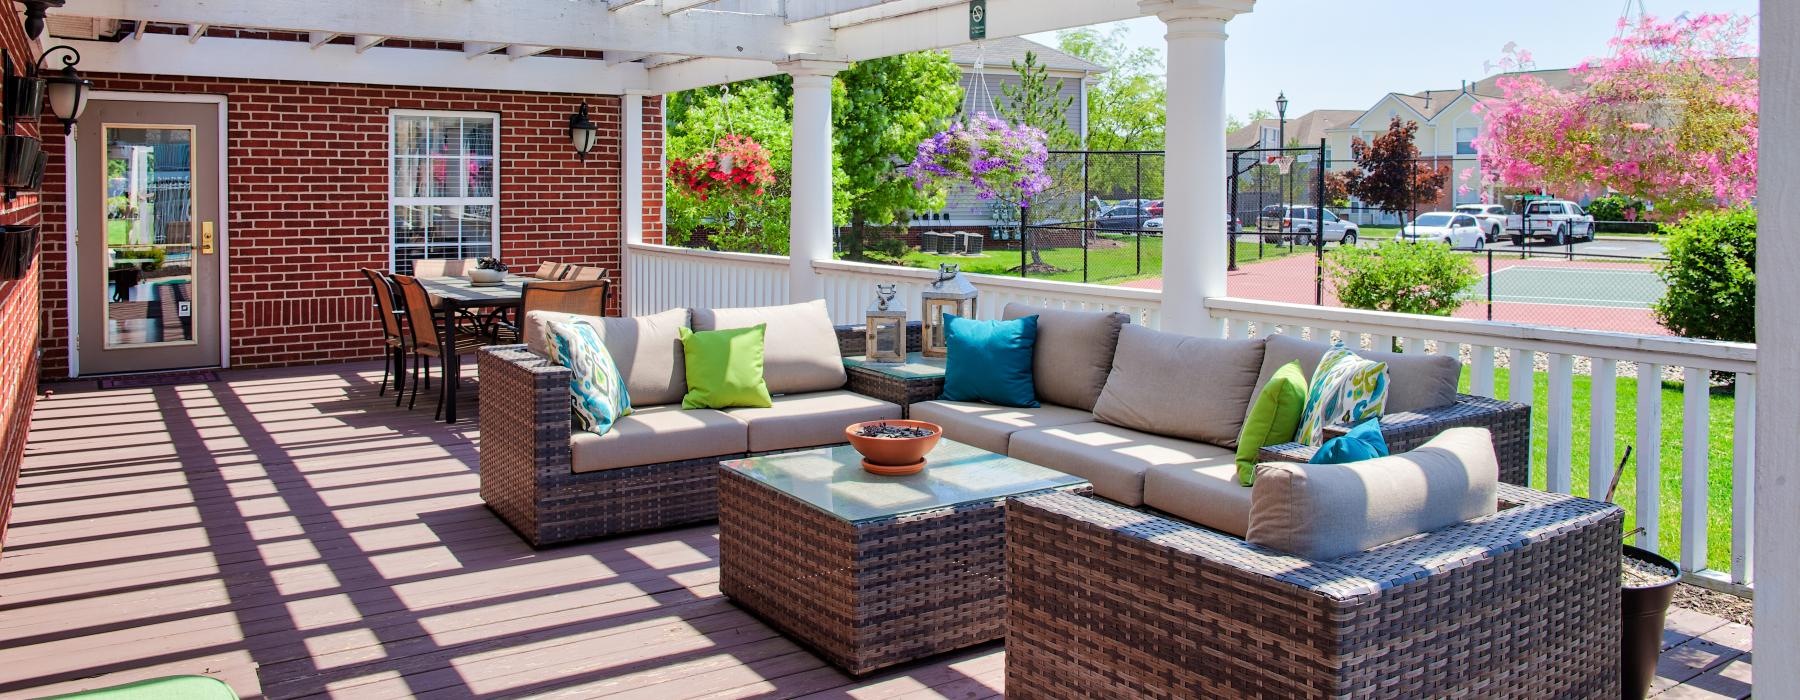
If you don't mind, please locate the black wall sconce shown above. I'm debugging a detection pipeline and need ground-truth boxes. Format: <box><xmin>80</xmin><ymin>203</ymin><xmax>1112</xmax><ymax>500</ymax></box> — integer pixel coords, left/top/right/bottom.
<box><xmin>0</xmin><ymin>43</ymin><xmax>88</xmax><ymax>202</ymax></box>
<box><xmin>39</xmin><ymin>45</ymin><xmax>89</xmax><ymax>135</ymax></box>
<box><xmin>568</xmin><ymin>102</ymin><xmax>598</xmax><ymax>161</ymax></box>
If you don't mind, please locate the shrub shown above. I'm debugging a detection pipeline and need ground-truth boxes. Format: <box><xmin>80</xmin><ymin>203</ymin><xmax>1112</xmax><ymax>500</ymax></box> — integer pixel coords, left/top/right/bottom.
<box><xmin>1324</xmin><ymin>240</ymin><xmax>1479</xmax><ymax>316</ymax></box>
<box><xmin>1586</xmin><ymin>193</ymin><xmax>1657</xmax><ymax>234</ymax></box>
<box><xmin>1654</xmin><ymin>206</ymin><xmax>1755</xmax><ymax>343</ymax></box>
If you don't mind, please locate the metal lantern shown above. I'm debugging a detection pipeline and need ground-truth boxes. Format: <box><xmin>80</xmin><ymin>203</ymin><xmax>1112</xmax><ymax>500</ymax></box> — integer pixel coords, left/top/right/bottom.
<box><xmin>864</xmin><ymin>284</ymin><xmax>908</xmax><ymax>364</ymax></box>
<box><xmin>567</xmin><ymin>102</ymin><xmax>598</xmax><ymax>160</ymax></box>
<box><xmin>920</xmin><ymin>264</ymin><xmax>977</xmax><ymax>358</ymax></box>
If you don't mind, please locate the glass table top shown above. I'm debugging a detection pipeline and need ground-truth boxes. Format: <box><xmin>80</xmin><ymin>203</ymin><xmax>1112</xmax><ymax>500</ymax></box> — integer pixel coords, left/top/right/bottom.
<box><xmin>841</xmin><ymin>352</ymin><xmax>947</xmax><ymax>380</ymax></box>
<box><xmin>721</xmin><ymin>439</ymin><xmax>1087</xmax><ymax>523</ymax></box>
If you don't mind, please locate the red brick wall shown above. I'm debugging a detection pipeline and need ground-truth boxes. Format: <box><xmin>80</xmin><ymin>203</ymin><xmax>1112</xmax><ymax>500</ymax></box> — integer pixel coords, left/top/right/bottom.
<box><xmin>38</xmin><ymin>78</ymin><xmax>664</xmax><ymax>376</ymax></box>
<box><xmin>0</xmin><ymin>9</ymin><xmax>43</xmax><ymax>556</ymax></box>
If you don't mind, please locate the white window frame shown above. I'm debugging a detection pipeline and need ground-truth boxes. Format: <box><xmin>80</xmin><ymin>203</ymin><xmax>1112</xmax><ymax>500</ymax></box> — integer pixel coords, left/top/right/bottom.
<box><xmin>1455</xmin><ymin>126</ymin><xmax>1479</xmax><ymax>155</ymax></box>
<box><xmin>387</xmin><ymin>109</ymin><xmax>502</xmax><ymax>272</ymax></box>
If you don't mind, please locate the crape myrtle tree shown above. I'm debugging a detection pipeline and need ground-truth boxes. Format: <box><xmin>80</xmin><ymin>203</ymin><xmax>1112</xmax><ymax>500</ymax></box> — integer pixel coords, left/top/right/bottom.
<box><xmin>1475</xmin><ymin>13</ymin><xmax>1757</xmax><ymax>218</ymax></box>
<box><xmin>834</xmin><ymin>51</ymin><xmax>963</xmax><ymax>261</ymax></box>
<box><xmin>1341</xmin><ymin>117</ymin><xmax>1449</xmax><ymax>225</ymax></box>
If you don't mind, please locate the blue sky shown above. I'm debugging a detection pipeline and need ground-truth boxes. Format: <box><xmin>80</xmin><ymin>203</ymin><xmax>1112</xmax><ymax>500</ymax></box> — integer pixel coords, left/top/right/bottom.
<box><xmin>1028</xmin><ymin>0</ymin><xmax>1759</xmax><ymax>122</ymax></box>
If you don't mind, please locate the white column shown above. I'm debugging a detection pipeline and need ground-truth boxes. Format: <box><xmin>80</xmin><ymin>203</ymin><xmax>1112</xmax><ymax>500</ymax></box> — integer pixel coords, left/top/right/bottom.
<box><xmin>783</xmin><ymin>60</ymin><xmax>846</xmax><ymax>303</ymax></box>
<box><xmin>621</xmin><ymin>92</ymin><xmax>645</xmax><ymax>246</ymax></box>
<box><xmin>1757</xmin><ymin>0</ymin><xmax>1798</xmax><ymax>689</ymax></box>
<box><xmin>1146</xmin><ymin>0</ymin><xmax>1254</xmax><ymax>337</ymax></box>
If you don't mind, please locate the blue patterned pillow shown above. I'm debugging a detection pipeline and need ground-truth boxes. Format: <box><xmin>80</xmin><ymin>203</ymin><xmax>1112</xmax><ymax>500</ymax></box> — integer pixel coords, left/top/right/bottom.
<box><xmin>1295</xmin><ymin>346</ymin><xmax>1389</xmax><ymax>446</ymax></box>
<box><xmin>547</xmin><ymin>320</ymin><xmax>632</xmax><ymax>434</ymax></box>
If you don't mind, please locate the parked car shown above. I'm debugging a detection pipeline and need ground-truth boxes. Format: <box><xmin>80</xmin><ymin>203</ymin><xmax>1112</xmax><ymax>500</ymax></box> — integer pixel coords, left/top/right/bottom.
<box><xmin>1452</xmin><ymin>203</ymin><xmax>1510</xmax><ymax>242</ymax></box>
<box><xmin>1096</xmin><ymin>205</ymin><xmax>1153</xmax><ymax>230</ymax></box>
<box><xmin>1505</xmin><ymin>199</ymin><xmax>1596</xmax><ymax>246</ymax></box>
<box><xmin>1255</xmin><ymin>204</ymin><xmax>1359</xmax><ymax>245</ymax></box>
<box><xmin>1142</xmin><ymin>217</ymin><xmax>1163</xmax><ymax>231</ymax></box>
<box><xmin>1400</xmin><ymin>212</ymin><xmax>1487</xmax><ymax>249</ymax></box>
<box><xmin>1147</xmin><ymin>200</ymin><xmax>1164</xmax><ymax>216</ymax></box>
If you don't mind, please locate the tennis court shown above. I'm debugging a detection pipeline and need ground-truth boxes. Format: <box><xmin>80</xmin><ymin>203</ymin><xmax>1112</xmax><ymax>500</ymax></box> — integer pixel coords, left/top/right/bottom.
<box><xmin>1471</xmin><ymin>264</ymin><xmax>1667</xmax><ymax>309</ymax></box>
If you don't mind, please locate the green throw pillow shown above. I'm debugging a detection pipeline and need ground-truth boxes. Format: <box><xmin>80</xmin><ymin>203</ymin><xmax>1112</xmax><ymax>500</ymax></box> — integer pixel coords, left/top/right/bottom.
<box><xmin>678</xmin><ymin>324</ymin><xmax>772</xmax><ymax>410</ymax></box>
<box><xmin>1235</xmin><ymin>361</ymin><xmax>1307</xmax><ymax>486</ymax></box>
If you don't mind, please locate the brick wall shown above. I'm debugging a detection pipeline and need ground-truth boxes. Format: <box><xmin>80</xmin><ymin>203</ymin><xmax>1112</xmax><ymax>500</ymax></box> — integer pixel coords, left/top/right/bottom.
<box><xmin>0</xmin><ymin>8</ymin><xmax>43</xmax><ymax>556</ymax></box>
<box><xmin>38</xmin><ymin>77</ymin><xmax>664</xmax><ymax>376</ymax></box>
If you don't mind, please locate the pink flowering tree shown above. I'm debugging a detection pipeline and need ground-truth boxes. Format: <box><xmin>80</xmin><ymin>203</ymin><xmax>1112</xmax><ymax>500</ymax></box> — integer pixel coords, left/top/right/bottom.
<box><xmin>1475</xmin><ymin>13</ymin><xmax>1758</xmax><ymax>218</ymax></box>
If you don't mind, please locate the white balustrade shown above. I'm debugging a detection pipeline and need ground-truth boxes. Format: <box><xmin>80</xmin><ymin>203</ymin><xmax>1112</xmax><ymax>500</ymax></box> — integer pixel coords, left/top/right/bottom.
<box><xmin>620</xmin><ymin>244</ymin><xmax>1759</xmax><ymax>589</ymax></box>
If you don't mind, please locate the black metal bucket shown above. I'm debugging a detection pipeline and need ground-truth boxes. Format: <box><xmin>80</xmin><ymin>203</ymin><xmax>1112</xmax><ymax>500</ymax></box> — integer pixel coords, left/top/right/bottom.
<box><xmin>1622</xmin><ymin>545</ymin><xmax>1679</xmax><ymax>699</ymax></box>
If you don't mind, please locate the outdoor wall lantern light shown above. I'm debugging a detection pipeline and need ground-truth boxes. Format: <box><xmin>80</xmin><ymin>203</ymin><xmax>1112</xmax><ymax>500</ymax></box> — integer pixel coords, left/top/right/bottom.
<box><xmin>568</xmin><ymin>102</ymin><xmax>599</xmax><ymax>160</ymax></box>
<box><xmin>40</xmin><ymin>45</ymin><xmax>89</xmax><ymax>135</ymax></box>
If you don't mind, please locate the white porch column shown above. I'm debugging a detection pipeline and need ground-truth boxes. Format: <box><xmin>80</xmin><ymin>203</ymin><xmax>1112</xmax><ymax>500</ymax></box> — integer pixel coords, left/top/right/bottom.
<box><xmin>621</xmin><ymin>92</ymin><xmax>646</xmax><ymax>246</ymax></box>
<box><xmin>783</xmin><ymin>60</ymin><xmax>846</xmax><ymax>302</ymax></box>
<box><xmin>1756</xmin><ymin>0</ymin><xmax>1797</xmax><ymax>691</ymax></box>
<box><xmin>1145</xmin><ymin>0</ymin><xmax>1254</xmax><ymax>337</ymax></box>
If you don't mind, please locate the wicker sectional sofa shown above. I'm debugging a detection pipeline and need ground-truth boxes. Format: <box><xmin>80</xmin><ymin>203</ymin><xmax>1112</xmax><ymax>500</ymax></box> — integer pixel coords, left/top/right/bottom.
<box><xmin>478</xmin><ymin>300</ymin><xmax>903</xmax><ymax>547</ymax></box>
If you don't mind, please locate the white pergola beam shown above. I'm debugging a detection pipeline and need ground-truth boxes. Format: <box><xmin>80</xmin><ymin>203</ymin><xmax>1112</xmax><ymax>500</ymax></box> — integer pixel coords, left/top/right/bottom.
<box><xmin>67</xmin><ymin>33</ymin><xmax>649</xmax><ymax>94</ymax></box>
<box><xmin>131</xmin><ymin>19</ymin><xmax>145</xmax><ymax>39</ymax></box>
<box><xmin>309</xmin><ymin>31</ymin><xmax>336</xmax><ymax>49</ymax></box>
<box><xmin>187</xmin><ymin>22</ymin><xmax>204</xmax><ymax>42</ymax></box>
<box><xmin>662</xmin><ymin>0</ymin><xmax>722</xmax><ymax>15</ymax></box>
<box><xmin>606</xmin><ymin>0</ymin><xmax>655</xmax><ymax>9</ymax></box>
<box><xmin>784</xmin><ymin>0</ymin><xmax>890</xmax><ymax>23</ymax></box>
<box><xmin>830</xmin><ymin>0</ymin><xmax>1141</xmax><ymax>61</ymax></box>
<box><xmin>506</xmin><ymin>44</ymin><xmax>553</xmax><ymax>60</ymax></box>
<box><xmin>52</xmin><ymin>0</ymin><xmax>827</xmax><ymax>61</ymax></box>
<box><xmin>605</xmin><ymin>50</ymin><xmax>651</xmax><ymax>65</ymax></box>
<box><xmin>464</xmin><ymin>42</ymin><xmax>502</xmax><ymax>59</ymax></box>
<box><xmin>354</xmin><ymin>34</ymin><xmax>385</xmax><ymax>54</ymax></box>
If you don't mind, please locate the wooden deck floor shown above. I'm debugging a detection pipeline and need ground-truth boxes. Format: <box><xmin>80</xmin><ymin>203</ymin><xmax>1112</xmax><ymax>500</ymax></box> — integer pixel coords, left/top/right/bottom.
<box><xmin>0</xmin><ymin>362</ymin><xmax>1750</xmax><ymax>698</ymax></box>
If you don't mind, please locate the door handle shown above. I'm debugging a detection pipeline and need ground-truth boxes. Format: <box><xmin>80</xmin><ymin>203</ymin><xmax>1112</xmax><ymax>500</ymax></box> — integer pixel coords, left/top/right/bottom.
<box><xmin>201</xmin><ymin>221</ymin><xmax>214</xmax><ymax>255</ymax></box>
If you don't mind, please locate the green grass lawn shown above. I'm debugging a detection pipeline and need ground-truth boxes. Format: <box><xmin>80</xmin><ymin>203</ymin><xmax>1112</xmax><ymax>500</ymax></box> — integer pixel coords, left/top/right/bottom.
<box><xmin>890</xmin><ymin>233</ymin><xmax>1306</xmax><ymax>285</ymax></box>
<box><xmin>107</xmin><ymin>219</ymin><xmax>132</xmax><ymax>246</ymax></box>
<box><xmin>1470</xmin><ymin>365</ymin><xmax>1739</xmax><ymax>571</ymax></box>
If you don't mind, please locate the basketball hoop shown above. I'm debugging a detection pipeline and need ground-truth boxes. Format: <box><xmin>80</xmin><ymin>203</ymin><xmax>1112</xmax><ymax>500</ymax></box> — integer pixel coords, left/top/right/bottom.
<box><xmin>1274</xmin><ymin>156</ymin><xmax>1296</xmax><ymax>175</ymax></box>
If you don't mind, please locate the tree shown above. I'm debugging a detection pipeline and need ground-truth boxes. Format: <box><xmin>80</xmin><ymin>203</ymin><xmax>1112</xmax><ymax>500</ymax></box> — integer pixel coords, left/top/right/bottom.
<box><xmin>1476</xmin><ymin>13</ymin><xmax>1757</xmax><ymax>217</ymax></box>
<box><xmin>1057</xmin><ymin>27</ymin><xmax>1167</xmax><ymax>202</ymax></box>
<box><xmin>665</xmin><ymin>79</ymin><xmax>793</xmax><ymax>253</ymax></box>
<box><xmin>834</xmin><ymin>51</ymin><xmax>964</xmax><ymax>261</ymax></box>
<box><xmin>1341</xmin><ymin>117</ymin><xmax>1448</xmax><ymax>222</ymax></box>
<box><xmin>993</xmin><ymin>51</ymin><xmax>1080</xmax><ymax>272</ymax></box>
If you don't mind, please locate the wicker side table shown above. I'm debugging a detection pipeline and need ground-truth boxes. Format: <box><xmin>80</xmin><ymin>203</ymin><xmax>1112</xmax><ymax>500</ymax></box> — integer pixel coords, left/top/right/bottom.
<box><xmin>842</xmin><ymin>353</ymin><xmax>946</xmax><ymax>418</ymax></box>
<box><xmin>718</xmin><ymin>440</ymin><xmax>1089</xmax><ymax>676</ymax></box>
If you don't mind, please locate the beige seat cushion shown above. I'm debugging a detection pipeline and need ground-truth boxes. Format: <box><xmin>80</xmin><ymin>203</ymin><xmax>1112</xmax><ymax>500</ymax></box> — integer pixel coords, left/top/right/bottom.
<box><xmin>1248</xmin><ymin>427</ymin><xmax>1500</xmax><ymax>561</ymax></box>
<box><xmin>1092</xmin><ymin>324</ymin><xmax>1265</xmax><ymax>448</ymax></box>
<box><xmin>570</xmin><ymin>405</ymin><xmax>746</xmax><ymax>473</ymax></box>
<box><xmin>1001</xmin><ymin>303</ymin><xmax>1128</xmax><ymax>411</ymax></box>
<box><xmin>693</xmin><ymin>299</ymin><xmax>846</xmax><ymax>395</ymax></box>
<box><xmin>526</xmin><ymin>308</ymin><xmax>691</xmax><ymax>407</ymax></box>
<box><xmin>909</xmin><ymin>400</ymin><xmax>1095</xmax><ymax>455</ymax></box>
<box><xmin>1007</xmin><ymin>421</ymin><xmax>1233</xmax><ymax>507</ymax></box>
<box><xmin>1143</xmin><ymin>457</ymin><xmax>1254</xmax><ymax>538</ymax></box>
<box><xmin>1255</xmin><ymin>333</ymin><xmax>1460</xmax><ymax>414</ymax></box>
<box><xmin>726</xmin><ymin>390</ymin><xmax>902</xmax><ymax>452</ymax></box>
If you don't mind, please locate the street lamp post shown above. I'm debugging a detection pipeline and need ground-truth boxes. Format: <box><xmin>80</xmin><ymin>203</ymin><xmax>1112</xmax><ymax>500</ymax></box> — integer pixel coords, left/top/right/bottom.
<box><xmin>1276</xmin><ymin>91</ymin><xmax>1288</xmax><ymax>241</ymax></box>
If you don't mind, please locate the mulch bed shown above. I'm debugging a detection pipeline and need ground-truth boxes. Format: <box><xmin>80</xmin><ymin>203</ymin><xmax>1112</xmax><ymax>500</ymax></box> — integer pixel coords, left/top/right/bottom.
<box><xmin>1674</xmin><ymin>583</ymin><xmax>1753</xmax><ymax>626</ymax></box>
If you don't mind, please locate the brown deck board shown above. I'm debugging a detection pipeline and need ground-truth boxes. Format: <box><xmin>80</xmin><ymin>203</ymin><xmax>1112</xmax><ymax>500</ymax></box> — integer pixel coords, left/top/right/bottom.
<box><xmin>0</xmin><ymin>361</ymin><xmax>1752</xmax><ymax>698</ymax></box>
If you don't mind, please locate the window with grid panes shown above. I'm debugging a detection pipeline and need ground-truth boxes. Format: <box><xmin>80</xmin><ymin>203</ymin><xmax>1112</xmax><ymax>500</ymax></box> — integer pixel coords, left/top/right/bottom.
<box><xmin>390</xmin><ymin>111</ymin><xmax>498</xmax><ymax>274</ymax></box>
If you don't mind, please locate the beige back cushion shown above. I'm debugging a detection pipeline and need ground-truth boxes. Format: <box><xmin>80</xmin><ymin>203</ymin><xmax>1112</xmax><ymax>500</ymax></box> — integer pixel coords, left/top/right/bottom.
<box><xmin>692</xmin><ymin>299</ymin><xmax>846</xmax><ymax>395</ymax></box>
<box><xmin>1255</xmin><ymin>333</ymin><xmax>1460</xmax><ymax>414</ymax></box>
<box><xmin>1001</xmin><ymin>303</ymin><xmax>1128</xmax><ymax>411</ymax></box>
<box><xmin>525</xmin><ymin>307</ymin><xmax>691</xmax><ymax>406</ymax></box>
<box><xmin>1092</xmin><ymin>324</ymin><xmax>1265</xmax><ymax>448</ymax></box>
<box><xmin>1247</xmin><ymin>427</ymin><xmax>1499</xmax><ymax>561</ymax></box>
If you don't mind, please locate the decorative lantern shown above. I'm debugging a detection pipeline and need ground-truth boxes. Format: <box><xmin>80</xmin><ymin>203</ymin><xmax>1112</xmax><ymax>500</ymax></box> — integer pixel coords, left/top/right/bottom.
<box><xmin>920</xmin><ymin>264</ymin><xmax>977</xmax><ymax>358</ymax></box>
<box><xmin>567</xmin><ymin>102</ymin><xmax>598</xmax><ymax>160</ymax></box>
<box><xmin>864</xmin><ymin>284</ymin><xmax>907</xmax><ymax>364</ymax></box>
<box><xmin>39</xmin><ymin>45</ymin><xmax>88</xmax><ymax>135</ymax></box>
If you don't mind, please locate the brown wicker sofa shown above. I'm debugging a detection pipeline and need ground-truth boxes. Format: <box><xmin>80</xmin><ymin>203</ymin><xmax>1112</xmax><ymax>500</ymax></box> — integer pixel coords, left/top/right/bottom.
<box><xmin>478</xmin><ymin>299</ymin><xmax>904</xmax><ymax>547</ymax></box>
<box><xmin>1005</xmin><ymin>481</ymin><xmax>1624</xmax><ymax>698</ymax></box>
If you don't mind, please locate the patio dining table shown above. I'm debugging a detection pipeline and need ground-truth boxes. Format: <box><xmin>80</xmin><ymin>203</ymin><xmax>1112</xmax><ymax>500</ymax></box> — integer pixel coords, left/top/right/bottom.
<box><xmin>415</xmin><ymin>274</ymin><xmax>528</xmax><ymax>422</ymax></box>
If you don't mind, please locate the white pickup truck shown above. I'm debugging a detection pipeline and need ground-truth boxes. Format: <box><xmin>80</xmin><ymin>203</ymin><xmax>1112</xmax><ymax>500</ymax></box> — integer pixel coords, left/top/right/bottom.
<box><xmin>1506</xmin><ymin>200</ymin><xmax>1596</xmax><ymax>246</ymax></box>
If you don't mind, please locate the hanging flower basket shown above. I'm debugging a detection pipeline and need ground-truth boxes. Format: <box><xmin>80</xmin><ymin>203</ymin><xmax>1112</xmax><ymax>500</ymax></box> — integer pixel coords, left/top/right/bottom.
<box><xmin>669</xmin><ymin>134</ymin><xmax>774</xmax><ymax>202</ymax></box>
<box><xmin>905</xmin><ymin>113</ymin><xmax>1050</xmax><ymax>206</ymax></box>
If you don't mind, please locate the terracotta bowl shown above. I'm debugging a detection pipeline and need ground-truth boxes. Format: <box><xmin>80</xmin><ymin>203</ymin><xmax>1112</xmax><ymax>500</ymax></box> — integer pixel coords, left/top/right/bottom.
<box><xmin>844</xmin><ymin>420</ymin><xmax>942</xmax><ymax>475</ymax></box>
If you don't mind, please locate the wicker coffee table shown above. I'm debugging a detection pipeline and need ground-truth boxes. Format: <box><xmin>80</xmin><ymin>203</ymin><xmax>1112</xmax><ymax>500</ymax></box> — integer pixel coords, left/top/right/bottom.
<box><xmin>841</xmin><ymin>353</ymin><xmax>945</xmax><ymax>418</ymax></box>
<box><xmin>718</xmin><ymin>439</ymin><xmax>1089</xmax><ymax>675</ymax></box>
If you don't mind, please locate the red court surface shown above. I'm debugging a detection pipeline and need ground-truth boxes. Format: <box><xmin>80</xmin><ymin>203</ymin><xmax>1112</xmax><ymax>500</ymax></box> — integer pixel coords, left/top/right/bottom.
<box><xmin>1123</xmin><ymin>253</ymin><xmax>1670</xmax><ymax>336</ymax></box>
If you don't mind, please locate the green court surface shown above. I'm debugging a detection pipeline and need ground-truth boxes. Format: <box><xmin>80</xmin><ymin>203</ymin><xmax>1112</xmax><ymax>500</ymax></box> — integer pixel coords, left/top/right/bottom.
<box><xmin>1472</xmin><ymin>265</ymin><xmax>1666</xmax><ymax>309</ymax></box>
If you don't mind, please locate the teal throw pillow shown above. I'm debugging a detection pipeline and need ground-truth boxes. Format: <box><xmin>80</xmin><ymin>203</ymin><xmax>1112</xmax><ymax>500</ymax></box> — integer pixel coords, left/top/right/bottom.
<box><xmin>1309</xmin><ymin>418</ymin><xmax>1390</xmax><ymax>464</ymax></box>
<box><xmin>547</xmin><ymin>320</ymin><xmax>632</xmax><ymax>435</ymax></box>
<box><xmin>939</xmin><ymin>313</ymin><xmax>1039</xmax><ymax>408</ymax></box>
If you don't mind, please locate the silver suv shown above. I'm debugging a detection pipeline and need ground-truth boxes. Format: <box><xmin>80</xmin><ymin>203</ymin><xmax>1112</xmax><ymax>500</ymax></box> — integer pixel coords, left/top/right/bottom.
<box><xmin>1257</xmin><ymin>205</ymin><xmax>1359</xmax><ymax>245</ymax></box>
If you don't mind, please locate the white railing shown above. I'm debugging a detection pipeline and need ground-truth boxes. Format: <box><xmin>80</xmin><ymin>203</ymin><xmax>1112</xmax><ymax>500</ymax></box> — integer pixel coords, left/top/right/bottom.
<box><xmin>1207</xmin><ymin>297</ymin><xmax>1757</xmax><ymax>590</ymax></box>
<box><xmin>625</xmin><ymin>243</ymin><xmax>789</xmax><ymax>316</ymax></box>
<box><xmin>623</xmin><ymin>245</ymin><xmax>1756</xmax><ymax>589</ymax></box>
<box><xmin>813</xmin><ymin>258</ymin><xmax>1164</xmax><ymax>328</ymax></box>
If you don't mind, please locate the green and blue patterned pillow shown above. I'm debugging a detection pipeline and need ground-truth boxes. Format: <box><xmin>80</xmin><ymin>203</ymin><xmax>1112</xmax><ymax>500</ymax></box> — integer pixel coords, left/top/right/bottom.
<box><xmin>547</xmin><ymin>320</ymin><xmax>632</xmax><ymax>435</ymax></box>
<box><xmin>1295</xmin><ymin>347</ymin><xmax>1388</xmax><ymax>446</ymax></box>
